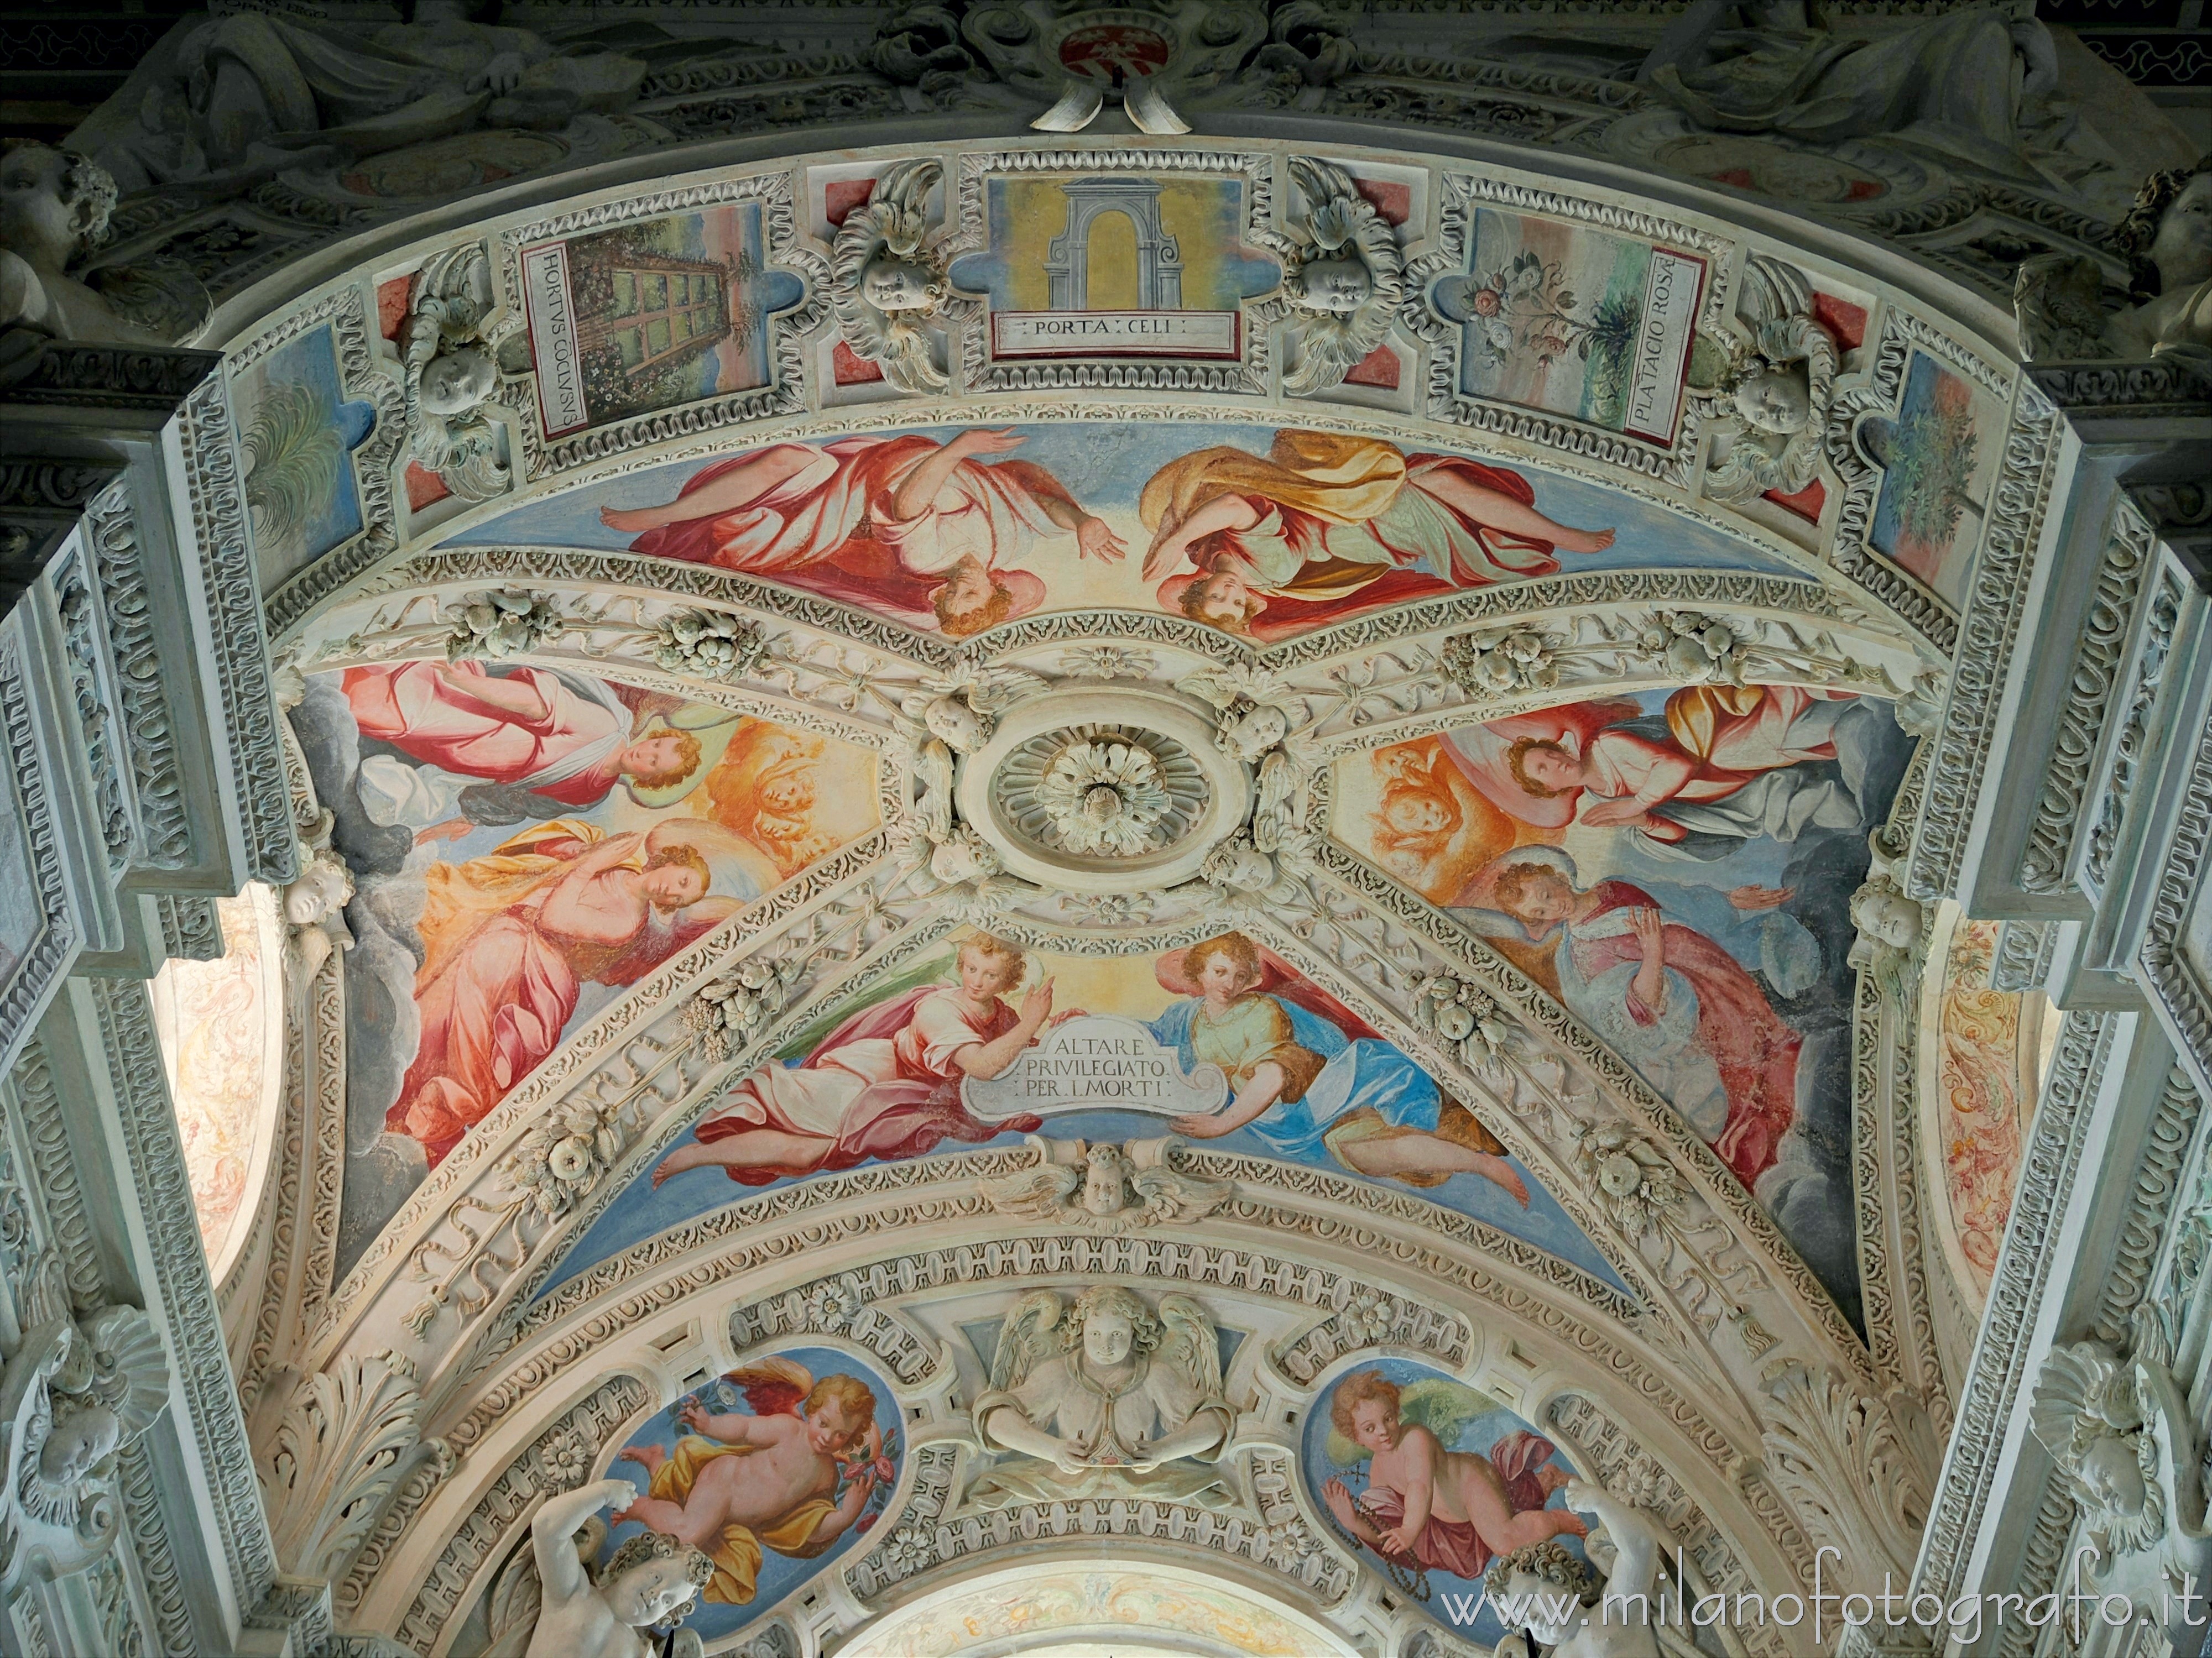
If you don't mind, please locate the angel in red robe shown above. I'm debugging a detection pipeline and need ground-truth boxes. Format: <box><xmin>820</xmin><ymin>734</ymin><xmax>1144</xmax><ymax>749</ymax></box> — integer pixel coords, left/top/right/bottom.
<box><xmin>600</xmin><ymin>429</ymin><xmax>1123</xmax><ymax>637</ymax></box>
<box><xmin>341</xmin><ymin>660</ymin><xmax>709</xmax><ymax>840</ymax></box>
<box><xmin>1466</xmin><ymin>847</ymin><xmax>1799</xmax><ymax>1186</ymax></box>
<box><xmin>1447</xmin><ymin>686</ymin><xmax>1864</xmax><ymax>852</ymax></box>
<box><xmin>1322</xmin><ymin>1369</ymin><xmax>1583</xmax><ymax>1582</ymax></box>
<box><xmin>651</xmin><ymin>932</ymin><xmax>1048</xmax><ymax>1188</ymax></box>
<box><xmin>390</xmin><ymin>818</ymin><xmax>741</xmax><ymax>1165</ymax></box>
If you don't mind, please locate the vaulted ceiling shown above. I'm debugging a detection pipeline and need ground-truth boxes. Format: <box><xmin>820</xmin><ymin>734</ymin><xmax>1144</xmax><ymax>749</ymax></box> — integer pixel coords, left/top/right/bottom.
<box><xmin>185</xmin><ymin>119</ymin><xmax>2048</xmax><ymax>1656</ymax></box>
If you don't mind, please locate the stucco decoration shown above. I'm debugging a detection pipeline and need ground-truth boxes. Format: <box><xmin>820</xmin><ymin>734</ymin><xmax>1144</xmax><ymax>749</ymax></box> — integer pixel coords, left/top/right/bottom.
<box><xmin>1693</xmin><ymin>255</ymin><xmax>1840</xmax><ymax>508</ymax></box>
<box><xmin>0</xmin><ymin>1254</ymin><xmax>170</xmax><ymax>1582</ymax></box>
<box><xmin>2028</xmin><ymin>1329</ymin><xmax>2212</xmax><ymax>1650</ymax></box>
<box><xmin>1281</xmin><ymin>155</ymin><xmax>1406</xmax><ymax>397</ymax></box>
<box><xmin>2016</xmin><ymin>156</ymin><xmax>2212</xmax><ymax>372</ymax></box>
<box><xmin>830</xmin><ymin>159</ymin><xmax>954</xmax><ymax>394</ymax></box>
<box><xmin>972</xmin><ymin>1284</ymin><xmax>1234</xmax><ymax>1503</ymax></box>
<box><xmin>169</xmin><ymin>116</ymin><xmax>2082</xmax><ymax>1658</ymax></box>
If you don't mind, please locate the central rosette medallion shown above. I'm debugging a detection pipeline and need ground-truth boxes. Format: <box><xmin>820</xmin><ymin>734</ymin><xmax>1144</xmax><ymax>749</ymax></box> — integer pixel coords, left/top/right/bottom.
<box><xmin>998</xmin><ymin>725</ymin><xmax>1207</xmax><ymax>860</ymax></box>
<box><xmin>959</xmin><ymin>689</ymin><xmax>1253</xmax><ymax>893</ymax></box>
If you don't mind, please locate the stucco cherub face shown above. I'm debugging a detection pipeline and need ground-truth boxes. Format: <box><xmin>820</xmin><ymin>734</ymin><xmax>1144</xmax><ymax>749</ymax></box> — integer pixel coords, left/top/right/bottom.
<box><xmin>2077</xmin><ymin>1432</ymin><xmax>2148</xmax><ymax>1519</ymax></box>
<box><xmin>1082</xmin><ymin>1149</ymin><xmax>1130</xmax><ymax>1215</ymax></box>
<box><xmin>1083</xmin><ymin>1310</ymin><xmax>1136</xmax><ymax>1368</ymax></box>
<box><xmin>38</xmin><ymin>1403</ymin><xmax>120</xmax><ymax>1486</ymax></box>
<box><xmin>862</xmin><ymin>257</ymin><xmax>937</xmax><ymax>312</ymax></box>
<box><xmin>419</xmin><ymin>345</ymin><xmax>497</xmax><ymax>416</ymax></box>
<box><xmin>2152</xmin><ymin>172</ymin><xmax>2212</xmax><ymax>291</ymax></box>
<box><xmin>284</xmin><ymin>858</ymin><xmax>351</xmax><ymax>927</ymax></box>
<box><xmin>1293</xmin><ymin>253</ymin><xmax>1372</xmax><ymax>315</ymax></box>
<box><xmin>924</xmin><ymin>695</ymin><xmax>983</xmax><ymax>752</ymax></box>
<box><xmin>608</xmin><ymin>1556</ymin><xmax>698</xmax><ymax>1629</ymax></box>
<box><xmin>0</xmin><ymin>145</ymin><xmax>82</xmax><ymax>270</ymax></box>
<box><xmin>1851</xmin><ymin>883</ymin><xmax>1921</xmax><ymax>949</ymax></box>
<box><xmin>1733</xmin><ymin>364</ymin><xmax>1813</xmax><ymax>436</ymax></box>
<box><xmin>1224</xmin><ymin>703</ymin><xmax>1288</xmax><ymax>760</ymax></box>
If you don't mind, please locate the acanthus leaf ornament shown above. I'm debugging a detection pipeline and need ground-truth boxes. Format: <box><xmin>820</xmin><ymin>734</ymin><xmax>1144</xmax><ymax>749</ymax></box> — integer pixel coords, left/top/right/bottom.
<box><xmin>830</xmin><ymin>158</ymin><xmax>954</xmax><ymax>394</ymax></box>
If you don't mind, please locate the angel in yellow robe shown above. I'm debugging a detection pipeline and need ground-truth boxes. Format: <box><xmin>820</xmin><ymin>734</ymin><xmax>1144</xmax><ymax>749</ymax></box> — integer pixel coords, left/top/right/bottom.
<box><xmin>1140</xmin><ymin>430</ymin><xmax>1616</xmax><ymax>640</ymax></box>
<box><xmin>614</xmin><ymin>1359</ymin><xmax>887</xmax><ymax>1605</ymax></box>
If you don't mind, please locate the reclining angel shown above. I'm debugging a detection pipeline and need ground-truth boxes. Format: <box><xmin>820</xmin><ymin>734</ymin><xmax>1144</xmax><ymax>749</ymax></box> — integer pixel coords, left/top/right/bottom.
<box><xmin>831</xmin><ymin>158</ymin><xmax>953</xmax><ymax>393</ymax></box>
<box><xmin>971</xmin><ymin>1284</ymin><xmax>1235</xmax><ymax>1505</ymax></box>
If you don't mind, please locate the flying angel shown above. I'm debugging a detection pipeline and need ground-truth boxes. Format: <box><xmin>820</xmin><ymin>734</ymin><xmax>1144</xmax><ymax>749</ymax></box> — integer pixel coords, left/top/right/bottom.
<box><xmin>612</xmin><ymin>1357</ymin><xmax>890</xmax><ymax>1608</ymax></box>
<box><xmin>1282</xmin><ymin>155</ymin><xmax>1406</xmax><ymax>396</ymax></box>
<box><xmin>832</xmin><ymin>158</ymin><xmax>953</xmax><ymax>393</ymax></box>
<box><xmin>1321</xmin><ymin>1368</ymin><xmax>1583</xmax><ymax>1584</ymax></box>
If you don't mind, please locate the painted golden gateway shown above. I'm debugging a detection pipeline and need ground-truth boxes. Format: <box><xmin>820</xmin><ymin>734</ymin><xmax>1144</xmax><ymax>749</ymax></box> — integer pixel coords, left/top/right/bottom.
<box><xmin>0</xmin><ymin>3</ymin><xmax>2207</xmax><ymax>1654</ymax></box>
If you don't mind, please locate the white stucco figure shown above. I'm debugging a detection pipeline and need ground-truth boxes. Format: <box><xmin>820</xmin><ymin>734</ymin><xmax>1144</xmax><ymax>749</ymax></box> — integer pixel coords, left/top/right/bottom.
<box><xmin>0</xmin><ymin>144</ymin><xmax>166</xmax><ymax>378</ymax></box>
<box><xmin>831</xmin><ymin>158</ymin><xmax>953</xmax><ymax>393</ymax></box>
<box><xmin>0</xmin><ymin>1252</ymin><xmax>169</xmax><ymax>1557</ymax></box>
<box><xmin>2030</xmin><ymin>1336</ymin><xmax>2212</xmax><ymax>1643</ymax></box>
<box><xmin>1488</xmin><ymin>1479</ymin><xmax>1682</xmax><ymax>1658</ymax></box>
<box><xmin>81</xmin><ymin>1</ymin><xmax>645</xmax><ymax>189</ymax></box>
<box><xmin>1282</xmin><ymin>155</ymin><xmax>1406</xmax><ymax>396</ymax></box>
<box><xmin>479</xmin><ymin>1477</ymin><xmax>713</xmax><ymax>1658</ymax></box>
<box><xmin>973</xmin><ymin>1285</ymin><xmax>1234</xmax><ymax>1504</ymax></box>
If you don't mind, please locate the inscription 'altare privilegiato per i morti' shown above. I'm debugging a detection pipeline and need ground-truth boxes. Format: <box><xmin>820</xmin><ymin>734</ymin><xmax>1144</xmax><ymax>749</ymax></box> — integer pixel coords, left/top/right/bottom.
<box><xmin>962</xmin><ymin>1013</ymin><xmax>1228</xmax><ymax>1120</ymax></box>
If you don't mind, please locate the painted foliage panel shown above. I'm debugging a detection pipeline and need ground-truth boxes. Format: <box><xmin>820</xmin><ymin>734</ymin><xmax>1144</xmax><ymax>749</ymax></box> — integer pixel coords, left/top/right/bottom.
<box><xmin>1301</xmin><ymin>1359</ymin><xmax>1587</xmax><ymax>1643</ymax></box>
<box><xmin>1433</xmin><ymin>208</ymin><xmax>1707</xmax><ymax>445</ymax></box>
<box><xmin>1863</xmin><ymin>351</ymin><xmax>2001</xmax><ymax>611</ymax></box>
<box><xmin>287</xmin><ymin>663</ymin><xmax>879</xmax><ymax>1273</ymax></box>
<box><xmin>1933</xmin><ymin>919</ymin><xmax>2038</xmax><ymax>1300</ymax></box>
<box><xmin>520</xmin><ymin>201</ymin><xmax>804</xmax><ymax>436</ymax></box>
<box><xmin>1332</xmin><ymin>686</ymin><xmax>1915</xmax><ymax>1320</ymax></box>
<box><xmin>556</xmin><ymin>930</ymin><xmax>1624</xmax><ymax>1293</ymax></box>
<box><xmin>457</xmin><ymin>421</ymin><xmax>1796</xmax><ymax>644</ymax></box>
<box><xmin>231</xmin><ymin>323</ymin><xmax>377</xmax><ymax>589</ymax></box>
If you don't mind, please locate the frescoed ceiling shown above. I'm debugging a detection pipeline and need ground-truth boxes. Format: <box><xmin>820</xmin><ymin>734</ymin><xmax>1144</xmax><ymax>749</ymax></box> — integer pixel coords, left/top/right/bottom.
<box><xmin>222</xmin><ymin>126</ymin><xmax>2013</xmax><ymax>1656</ymax></box>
